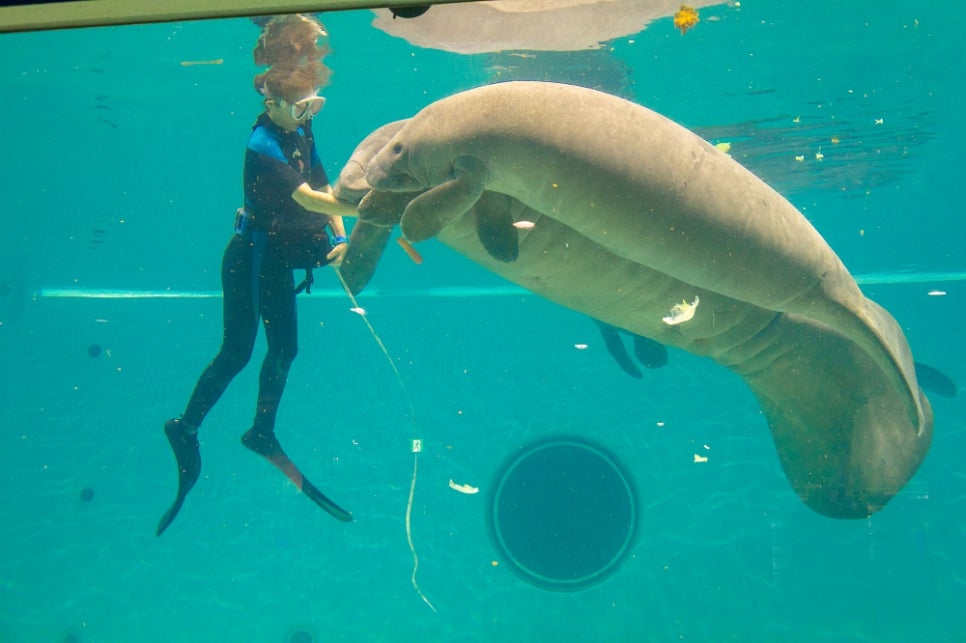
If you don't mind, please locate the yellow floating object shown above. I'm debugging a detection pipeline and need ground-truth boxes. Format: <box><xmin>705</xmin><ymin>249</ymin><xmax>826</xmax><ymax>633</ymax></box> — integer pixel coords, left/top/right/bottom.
<box><xmin>673</xmin><ymin>5</ymin><xmax>699</xmax><ymax>35</ymax></box>
<box><xmin>180</xmin><ymin>59</ymin><xmax>224</xmax><ymax>66</ymax></box>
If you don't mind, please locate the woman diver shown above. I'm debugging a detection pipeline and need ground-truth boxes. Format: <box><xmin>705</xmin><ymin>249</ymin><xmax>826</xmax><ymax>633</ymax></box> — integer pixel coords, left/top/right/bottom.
<box><xmin>157</xmin><ymin>15</ymin><xmax>357</xmax><ymax>535</ymax></box>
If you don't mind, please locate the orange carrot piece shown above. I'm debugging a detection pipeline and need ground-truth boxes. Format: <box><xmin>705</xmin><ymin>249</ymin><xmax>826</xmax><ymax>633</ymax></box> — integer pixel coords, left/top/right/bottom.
<box><xmin>397</xmin><ymin>237</ymin><xmax>424</xmax><ymax>265</ymax></box>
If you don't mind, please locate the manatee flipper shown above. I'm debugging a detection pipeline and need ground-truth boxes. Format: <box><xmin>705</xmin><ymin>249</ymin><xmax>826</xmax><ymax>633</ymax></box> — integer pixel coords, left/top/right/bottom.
<box><xmin>400</xmin><ymin>155</ymin><xmax>488</xmax><ymax>242</ymax></box>
<box><xmin>340</xmin><ymin>221</ymin><xmax>392</xmax><ymax>295</ymax></box>
<box><xmin>632</xmin><ymin>334</ymin><xmax>668</xmax><ymax>369</ymax></box>
<box><xmin>156</xmin><ymin>418</ymin><xmax>201</xmax><ymax>536</ymax></box>
<box><xmin>595</xmin><ymin>319</ymin><xmax>642</xmax><ymax>378</ymax></box>
<box><xmin>474</xmin><ymin>191</ymin><xmax>519</xmax><ymax>263</ymax></box>
<box><xmin>358</xmin><ymin>189</ymin><xmax>413</xmax><ymax>228</ymax></box>
<box><xmin>241</xmin><ymin>428</ymin><xmax>352</xmax><ymax>523</ymax></box>
<box><xmin>914</xmin><ymin>362</ymin><xmax>957</xmax><ymax>398</ymax></box>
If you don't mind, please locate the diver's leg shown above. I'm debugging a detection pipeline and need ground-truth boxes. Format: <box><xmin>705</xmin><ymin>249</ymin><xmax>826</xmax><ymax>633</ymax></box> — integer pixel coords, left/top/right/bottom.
<box><xmin>244</xmin><ymin>261</ymin><xmax>298</xmax><ymax>448</ymax></box>
<box><xmin>240</xmin><ymin>265</ymin><xmax>352</xmax><ymax>522</ymax></box>
<box><xmin>181</xmin><ymin>236</ymin><xmax>259</xmax><ymax>428</ymax></box>
<box><xmin>157</xmin><ymin>236</ymin><xmax>257</xmax><ymax>536</ymax></box>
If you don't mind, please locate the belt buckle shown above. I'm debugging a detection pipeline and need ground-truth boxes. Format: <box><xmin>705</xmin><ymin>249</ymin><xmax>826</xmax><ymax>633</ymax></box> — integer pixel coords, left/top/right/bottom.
<box><xmin>234</xmin><ymin>207</ymin><xmax>249</xmax><ymax>235</ymax></box>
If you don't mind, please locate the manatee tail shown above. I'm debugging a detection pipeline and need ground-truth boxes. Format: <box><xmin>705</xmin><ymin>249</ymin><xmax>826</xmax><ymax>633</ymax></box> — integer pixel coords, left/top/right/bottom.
<box><xmin>851</xmin><ymin>298</ymin><xmax>927</xmax><ymax>435</ymax></box>
<box><xmin>808</xmin><ymin>272</ymin><xmax>926</xmax><ymax>436</ymax></box>
<box><xmin>241</xmin><ymin>428</ymin><xmax>352</xmax><ymax>523</ymax></box>
<box><xmin>156</xmin><ymin>418</ymin><xmax>201</xmax><ymax>536</ymax></box>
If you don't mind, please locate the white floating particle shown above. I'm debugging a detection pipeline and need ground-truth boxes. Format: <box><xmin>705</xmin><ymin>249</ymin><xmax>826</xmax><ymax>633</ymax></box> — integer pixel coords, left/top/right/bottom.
<box><xmin>350</xmin><ymin>307</ymin><xmax>366</xmax><ymax>316</ymax></box>
<box><xmin>694</xmin><ymin>454</ymin><xmax>709</xmax><ymax>463</ymax></box>
<box><xmin>574</xmin><ymin>343</ymin><xmax>588</xmax><ymax>350</ymax></box>
<box><xmin>513</xmin><ymin>220</ymin><xmax>536</xmax><ymax>229</ymax></box>
<box><xmin>663</xmin><ymin>296</ymin><xmax>700</xmax><ymax>325</ymax></box>
<box><xmin>927</xmin><ymin>290</ymin><xmax>946</xmax><ymax>296</ymax></box>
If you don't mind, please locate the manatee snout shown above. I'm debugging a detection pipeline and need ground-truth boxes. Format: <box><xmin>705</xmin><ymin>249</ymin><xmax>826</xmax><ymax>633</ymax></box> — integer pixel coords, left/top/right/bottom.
<box><xmin>366</xmin><ymin>144</ymin><xmax>423</xmax><ymax>192</ymax></box>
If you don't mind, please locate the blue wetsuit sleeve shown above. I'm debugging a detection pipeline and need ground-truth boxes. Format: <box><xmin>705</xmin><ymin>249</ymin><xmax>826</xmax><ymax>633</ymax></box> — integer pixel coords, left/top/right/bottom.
<box><xmin>248</xmin><ymin>126</ymin><xmax>287</xmax><ymax>163</ymax></box>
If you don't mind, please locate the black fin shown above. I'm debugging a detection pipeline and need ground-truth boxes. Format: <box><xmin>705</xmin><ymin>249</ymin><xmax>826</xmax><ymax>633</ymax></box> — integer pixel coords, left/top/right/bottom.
<box><xmin>156</xmin><ymin>419</ymin><xmax>201</xmax><ymax>536</ymax></box>
<box><xmin>241</xmin><ymin>428</ymin><xmax>353</xmax><ymax>523</ymax></box>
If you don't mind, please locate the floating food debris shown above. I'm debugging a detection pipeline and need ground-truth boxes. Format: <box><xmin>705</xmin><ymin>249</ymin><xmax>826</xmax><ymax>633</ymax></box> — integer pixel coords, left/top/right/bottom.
<box><xmin>794</xmin><ymin>155</ymin><xmax>805</xmax><ymax>162</ymax></box>
<box><xmin>662</xmin><ymin>296</ymin><xmax>700</xmax><ymax>325</ymax></box>
<box><xmin>513</xmin><ymin>220</ymin><xmax>536</xmax><ymax>229</ymax></box>
<box><xmin>449</xmin><ymin>479</ymin><xmax>479</xmax><ymax>494</ymax></box>
<box><xmin>397</xmin><ymin>237</ymin><xmax>424</xmax><ymax>265</ymax></box>
<box><xmin>574</xmin><ymin>343</ymin><xmax>589</xmax><ymax>350</ymax></box>
<box><xmin>694</xmin><ymin>454</ymin><xmax>709</xmax><ymax>463</ymax></box>
<box><xmin>714</xmin><ymin>142</ymin><xmax>731</xmax><ymax>154</ymax></box>
<box><xmin>180</xmin><ymin>59</ymin><xmax>224</xmax><ymax>66</ymax></box>
<box><xmin>928</xmin><ymin>290</ymin><xmax>947</xmax><ymax>296</ymax></box>
<box><xmin>349</xmin><ymin>307</ymin><xmax>366</xmax><ymax>316</ymax></box>
<box><xmin>815</xmin><ymin>151</ymin><xmax>825</xmax><ymax>161</ymax></box>
<box><xmin>673</xmin><ymin>5</ymin><xmax>700</xmax><ymax>35</ymax></box>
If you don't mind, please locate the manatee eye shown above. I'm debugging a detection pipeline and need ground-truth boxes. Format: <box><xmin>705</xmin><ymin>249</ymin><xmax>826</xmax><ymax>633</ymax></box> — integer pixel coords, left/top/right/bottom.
<box><xmin>392</xmin><ymin>142</ymin><xmax>403</xmax><ymax>154</ymax></box>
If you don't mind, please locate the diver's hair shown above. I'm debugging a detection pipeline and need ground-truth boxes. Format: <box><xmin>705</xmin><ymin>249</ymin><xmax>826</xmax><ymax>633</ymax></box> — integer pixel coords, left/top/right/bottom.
<box><xmin>253</xmin><ymin>14</ymin><xmax>331</xmax><ymax>101</ymax></box>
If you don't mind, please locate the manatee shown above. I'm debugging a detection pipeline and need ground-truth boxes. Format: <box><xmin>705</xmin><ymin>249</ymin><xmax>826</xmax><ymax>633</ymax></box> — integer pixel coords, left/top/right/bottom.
<box><xmin>594</xmin><ymin>319</ymin><xmax>669</xmax><ymax>377</ymax></box>
<box><xmin>340</xmin><ymin>82</ymin><xmax>933</xmax><ymax>518</ymax></box>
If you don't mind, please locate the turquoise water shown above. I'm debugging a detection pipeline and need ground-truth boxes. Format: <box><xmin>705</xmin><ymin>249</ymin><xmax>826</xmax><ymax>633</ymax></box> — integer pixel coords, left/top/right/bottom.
<box><xmin>1</xmin><ymin>2</ymin><xmax>964</xmax><ymax>641</ymax></box>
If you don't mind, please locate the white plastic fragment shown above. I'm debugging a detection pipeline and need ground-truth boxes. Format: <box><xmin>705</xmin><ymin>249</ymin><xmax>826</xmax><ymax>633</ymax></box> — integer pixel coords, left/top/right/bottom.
<box><xmin>663</xmin><ymin>296</ymin><xmax>700</xmax><ymax>325</ymax></box>
<box><xmin>449</xmin><ymin>479</ymin><xmax>479</xmax><ymax>494</ymax></box>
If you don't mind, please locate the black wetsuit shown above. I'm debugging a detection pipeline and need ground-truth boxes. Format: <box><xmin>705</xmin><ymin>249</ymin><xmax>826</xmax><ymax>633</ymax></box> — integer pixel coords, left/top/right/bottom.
<box><xmin>180</xmin><ymin>114</ymin><xmax>331</xmax><ymax>435</ymax></box>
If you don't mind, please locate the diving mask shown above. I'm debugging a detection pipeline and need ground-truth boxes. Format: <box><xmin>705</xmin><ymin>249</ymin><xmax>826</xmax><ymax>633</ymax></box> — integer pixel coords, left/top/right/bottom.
<box><xmin>281</xmin><ymin>95</ymin><xmax>326</xmax><ymax>121</ymax></box>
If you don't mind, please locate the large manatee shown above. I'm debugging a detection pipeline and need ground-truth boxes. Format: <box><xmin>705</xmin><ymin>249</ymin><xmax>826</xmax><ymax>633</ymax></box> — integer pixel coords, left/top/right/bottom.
<box><xmin>341</xmin><ymin>82</ymin><xmax>933</xmax><ymax>518</ymax></box>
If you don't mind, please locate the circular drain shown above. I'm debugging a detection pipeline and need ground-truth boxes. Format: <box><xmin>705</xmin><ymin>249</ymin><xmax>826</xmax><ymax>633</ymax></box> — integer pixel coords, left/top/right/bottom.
<box><xmin>486</xmin><ymin>436</ymin><xmax>638</xmax><ymax>591</ymax></box>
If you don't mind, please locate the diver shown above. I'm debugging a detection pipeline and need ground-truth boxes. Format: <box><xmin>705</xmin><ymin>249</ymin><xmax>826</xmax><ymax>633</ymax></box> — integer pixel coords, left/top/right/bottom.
<box><xmin>157</xmin><ymin>15</ymin><xmax>358</xmax><ymax>536</ymax></box>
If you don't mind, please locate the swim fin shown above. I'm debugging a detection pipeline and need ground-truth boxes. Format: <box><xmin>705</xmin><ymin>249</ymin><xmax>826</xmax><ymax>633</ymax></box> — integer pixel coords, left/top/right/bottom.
<box><xmin>241</xmin><ymin>428</ymin><xmax>353</xmax><ymax>523</ymax></box>
<box><xmin>156</xmin><ymin>418</ymin><xmax>201</xmax><ymax>536</ymax></box>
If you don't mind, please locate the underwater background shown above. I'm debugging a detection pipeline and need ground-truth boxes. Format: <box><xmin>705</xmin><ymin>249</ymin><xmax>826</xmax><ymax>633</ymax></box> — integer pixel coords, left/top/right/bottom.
<box><xmin>1</xmin><ymin>1</ymin><xmax>964</xmax><ymax>641</ymax></box>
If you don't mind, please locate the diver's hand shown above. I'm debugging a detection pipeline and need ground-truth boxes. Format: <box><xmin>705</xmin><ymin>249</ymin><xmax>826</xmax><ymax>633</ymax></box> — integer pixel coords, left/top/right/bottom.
<box><xmin>326</xmin><ymin>241</ymin><xmax>348</xmax><ymax>268</ymax></box>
